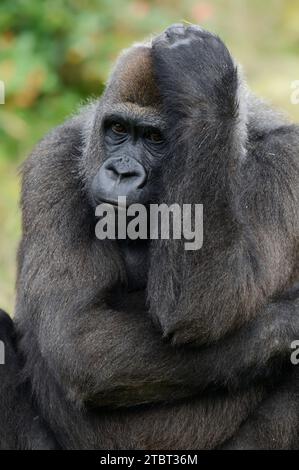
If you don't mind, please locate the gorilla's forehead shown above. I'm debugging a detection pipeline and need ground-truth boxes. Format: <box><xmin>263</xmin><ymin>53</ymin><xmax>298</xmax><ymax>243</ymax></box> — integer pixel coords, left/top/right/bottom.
<box><xmin>105</xmin><ymin>44</ymin><xmax>161</xmax><ymax>107</ymax></box>
<box><xmin>102</xmin><ymin>102</ymin><xmax>166</xmax><ymax>129</ymax></box>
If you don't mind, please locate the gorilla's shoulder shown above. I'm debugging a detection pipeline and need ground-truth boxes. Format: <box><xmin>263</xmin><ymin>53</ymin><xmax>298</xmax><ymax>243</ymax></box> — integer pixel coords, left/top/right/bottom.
<box><xmin>26</xmin><ymin>101</ymin><xmax>98</xmax><ymax>162</ymax></box>
<box><xmin>20</xmin><ymin>102</ymin><xmax>100</xmax><ymax>219</ymax></box>
<box><xmin>247</xmin><ymin>94</ymin><xmax>299</xmax><ymax>144</ymax></box>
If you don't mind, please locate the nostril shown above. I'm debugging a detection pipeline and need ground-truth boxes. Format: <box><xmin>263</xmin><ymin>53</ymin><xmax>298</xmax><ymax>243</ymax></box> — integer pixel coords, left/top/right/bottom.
<box><xmin>102</xmin><ymin>157</ymin><xmax>147</xmax><ymax>189</ymax></box>
<box><xmin>107</xmin><ymin>165</ymin><xmax>137</xmax><ymax>179</ymax></box>
<box><xmin>121</xmin><ymin>171</ymin><xmax>137</xmax><ymax>179</ymax></box>
<box><xmin>135</xmin><ymin>168</ymin><xmax>147</xmax><ymax>189</ymax></box>
<box><xmin>104</xmin><ymin>165</ymin><xmax>119</xmax><ymax>181</ymax></box>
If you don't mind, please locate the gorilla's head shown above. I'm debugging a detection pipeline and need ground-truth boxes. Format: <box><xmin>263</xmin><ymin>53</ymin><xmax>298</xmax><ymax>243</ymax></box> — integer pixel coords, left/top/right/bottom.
<box><xmin>84</xmin><ymin>45</ymin><xmax>166</xmax><ymax>209</ymax></box>
<box><xmin>80</xmin><ymin>45</ymin><xmax>168</xmax><ymax>290</ymax></box>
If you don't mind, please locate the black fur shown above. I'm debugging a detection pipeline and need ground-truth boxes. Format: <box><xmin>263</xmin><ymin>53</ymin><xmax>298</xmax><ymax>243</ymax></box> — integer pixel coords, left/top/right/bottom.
<box><xmin>1</xmin><ymin>25</ymin><xmax>299</xmax><ymax>449</ymax></box>
<box><xmin>0</xmin><ymin>310</ymin><xmax>57</xmax><ymax>449</ymax></box>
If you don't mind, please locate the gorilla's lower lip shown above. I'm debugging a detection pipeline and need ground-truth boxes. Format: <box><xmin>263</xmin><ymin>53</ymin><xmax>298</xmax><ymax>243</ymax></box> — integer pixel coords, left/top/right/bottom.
<box><xmin>97</xmin><ymin>198</ymin><xmax>127</xmax><ymax>209</ymax></box>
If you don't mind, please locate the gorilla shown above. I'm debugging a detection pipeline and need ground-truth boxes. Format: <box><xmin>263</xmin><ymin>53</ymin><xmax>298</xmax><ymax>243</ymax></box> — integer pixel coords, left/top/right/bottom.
<box><xmin>1</xmin><ymin>24</ymin><xmax>299</xmax><ymax>449</ymax></box>
<box><xmin>0</xmin><ymin>310</ymin><xmax>57</xmax><ymax>449</ymax></box>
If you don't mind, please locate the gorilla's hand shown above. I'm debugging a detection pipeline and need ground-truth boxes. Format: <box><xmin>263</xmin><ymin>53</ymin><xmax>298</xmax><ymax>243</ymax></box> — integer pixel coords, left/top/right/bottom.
<box><xmin>152</xmin><ymin>24</ymin><xmax>237</xmax><ymax>123</ymax></box>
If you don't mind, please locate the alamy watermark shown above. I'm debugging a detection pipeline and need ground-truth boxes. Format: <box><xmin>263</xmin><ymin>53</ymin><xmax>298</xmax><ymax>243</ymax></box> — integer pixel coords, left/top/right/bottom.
<box><xmin>95</xmin><ymin>197</ymin><xmax>203</xmax><ymax>250</ymax></box>
<box><xmin>0</xmin><ymin>81</ymin><xmax>5</xmax><ymax>104</ymax></box>
<box><xmin>0</xmin><ymin>341</ymin><xmax>5</xmax><ymax>365</ymax></box>
<box><xmin>291</xmin><ymin>340</ymin><xmax>299</xmax><ymax>365</ymax></box>
<box><xmin>290</xmin><ymin>80</ymin><xmax>299</xmax><ymax>105</ymax></box>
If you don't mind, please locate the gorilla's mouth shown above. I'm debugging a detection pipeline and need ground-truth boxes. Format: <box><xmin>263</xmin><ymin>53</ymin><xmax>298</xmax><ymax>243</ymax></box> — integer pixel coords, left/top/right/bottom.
<box><xmin>95</xmin><ymin>193</ymin><xmax>151</xmax><ymax>209</ymax></box>
<box><xmin>96</xmin><ymin>197</ymin><xmax>127</xmax><ymax>210</ymax></box>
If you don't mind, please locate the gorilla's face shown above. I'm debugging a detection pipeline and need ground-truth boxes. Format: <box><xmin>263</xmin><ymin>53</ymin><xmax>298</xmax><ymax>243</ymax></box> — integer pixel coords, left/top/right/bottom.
<box><xmin>88</xmin><ymin>45</ymin><xmax>166</xmax><ymax>210</ymax></box>
<box><xmin>85</xmin><ymin>45</ymin><xmax>166</xmax><ymax>290</ymax></box>
<box><xmin>91</xmin><ymin>108</ymin><xmax>167</xmax><ymax>208</ymax></box>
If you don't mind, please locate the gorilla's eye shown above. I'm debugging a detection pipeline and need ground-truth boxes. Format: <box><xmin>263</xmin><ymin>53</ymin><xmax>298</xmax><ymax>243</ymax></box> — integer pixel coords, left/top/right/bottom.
<box><xmin>111</xmin><ymin>122</ymin><xmax>127</xmax><ymax>135</ymax></box>
<box><xmin>145</xmin><ymin>129</ymin><xmax>164</xmax><ymax>144</ymax></box>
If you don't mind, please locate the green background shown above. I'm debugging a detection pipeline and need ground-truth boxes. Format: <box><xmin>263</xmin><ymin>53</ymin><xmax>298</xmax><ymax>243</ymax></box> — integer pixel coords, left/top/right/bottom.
<box><xmin>1</xmin><ymin>0</ymin><xmax>299</xmax><ymax>314</ymax></box>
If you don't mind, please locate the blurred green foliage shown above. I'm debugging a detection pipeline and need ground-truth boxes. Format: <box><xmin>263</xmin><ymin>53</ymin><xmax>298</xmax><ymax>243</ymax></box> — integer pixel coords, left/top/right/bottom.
<box><xmin>1</xmin><ymin>0</ymin><xmax>299</xmax><ymax>313</ymax></box>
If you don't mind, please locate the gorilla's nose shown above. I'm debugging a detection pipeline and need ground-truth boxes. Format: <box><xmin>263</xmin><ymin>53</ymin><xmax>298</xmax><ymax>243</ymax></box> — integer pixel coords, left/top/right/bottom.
<box><xmin>104</xmin><ymin>157</ymin><xmax>146</xmax><ymax>187</ymax></box>
<box><xmin>91</xmin><ymin>157</ymin><xmax>147</xmax><ymax>206</ymax></box>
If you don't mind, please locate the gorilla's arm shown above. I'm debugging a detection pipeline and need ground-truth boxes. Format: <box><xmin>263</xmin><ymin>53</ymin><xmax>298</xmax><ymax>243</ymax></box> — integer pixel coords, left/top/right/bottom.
<box><xmin>0</xmin><ymin>310</ymin><xmax>57</xmax><ymax>449</ymax></box>
<box><xmin>221</xmin><ymin>368</ymin><xmax>299</xmax><ymax>449</ymax></box>
<box><xmin>221</xmin><ymin>285</ymin><xmax>299</xmax><ymax>449</ymax></box>
<box><xmin>16</xmin><ymin>114</ymin><xmax>299</xmax><ymax>406</ymax></box>
<box><xmin>148</xmin><ymin>25</ymin><xmax>299</xmax><ymax>345</ymax></box>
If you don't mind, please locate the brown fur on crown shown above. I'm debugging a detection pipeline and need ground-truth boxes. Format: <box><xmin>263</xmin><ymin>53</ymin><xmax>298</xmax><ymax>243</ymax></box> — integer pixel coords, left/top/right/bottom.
<box><xmin>105</xmin><ymin>44</ymin><xmax>161</xmax><ymax>107</ymax></box>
